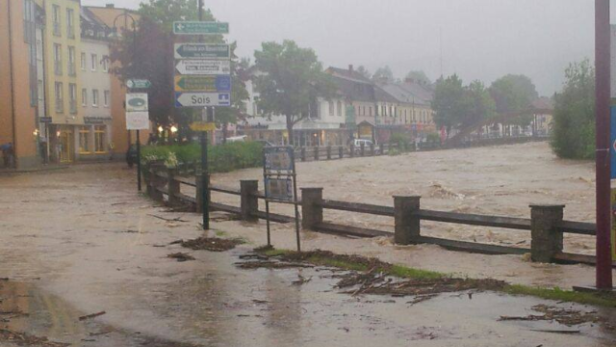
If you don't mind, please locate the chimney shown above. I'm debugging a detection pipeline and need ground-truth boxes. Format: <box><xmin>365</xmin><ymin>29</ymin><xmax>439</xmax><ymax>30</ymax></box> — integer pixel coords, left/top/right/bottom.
<box><xmin>348</xmin><ymin>64</ymin><xmax>354</xmax><ymax>72</ymax></box>
<box><xmin>106</xmin><ymin>3</ymin><xmax>115</xmax><ymax>8</ymax></box>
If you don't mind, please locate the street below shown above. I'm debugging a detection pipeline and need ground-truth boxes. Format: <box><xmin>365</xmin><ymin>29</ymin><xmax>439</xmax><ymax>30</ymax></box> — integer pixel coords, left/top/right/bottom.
<box><xmin>0</xmin><ymin>142</ymin><xmax>615</xmax><ymax>346</ymax></box>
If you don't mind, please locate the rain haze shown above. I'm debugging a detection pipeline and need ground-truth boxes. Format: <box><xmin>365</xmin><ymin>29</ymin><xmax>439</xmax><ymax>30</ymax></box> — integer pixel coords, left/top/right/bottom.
<box><xmin>82</xmin><ymin>0</ymin><xmax>611</xmax><ymax>95</ymax></box>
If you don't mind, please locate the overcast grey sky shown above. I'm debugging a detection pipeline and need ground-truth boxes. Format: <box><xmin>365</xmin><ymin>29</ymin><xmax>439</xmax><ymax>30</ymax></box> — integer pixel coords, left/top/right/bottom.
<box><xmin>82</xmin><ymin>0</ymin><xmax>612</xmax><ymax>96</ymax></box>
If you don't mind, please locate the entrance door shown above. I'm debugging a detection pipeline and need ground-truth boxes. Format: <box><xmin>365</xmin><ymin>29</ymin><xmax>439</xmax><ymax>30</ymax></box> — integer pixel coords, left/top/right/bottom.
<box><xmin>59</xmin><ymin>128</ymin><xmax>74</xmax><ymax>163</ymax></box>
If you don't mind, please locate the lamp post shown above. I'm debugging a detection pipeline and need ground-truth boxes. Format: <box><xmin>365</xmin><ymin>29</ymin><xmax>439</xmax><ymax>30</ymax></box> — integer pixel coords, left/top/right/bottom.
<box><xmin>113</xmin><ymin>11</ymin><xmax>143</xmax><ymax>191</ymax></box>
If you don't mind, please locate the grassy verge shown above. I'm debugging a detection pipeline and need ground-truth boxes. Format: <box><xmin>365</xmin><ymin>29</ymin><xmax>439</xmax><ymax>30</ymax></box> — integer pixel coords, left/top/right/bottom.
<box><xmin>255</xmin><ymin>246</ymin><xmax>616</xmax><ymax>308</ymax></box>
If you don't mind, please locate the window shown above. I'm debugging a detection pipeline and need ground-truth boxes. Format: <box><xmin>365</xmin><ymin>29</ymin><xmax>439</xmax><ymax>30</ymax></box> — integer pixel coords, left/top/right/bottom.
<box><xmin>69</xmin><ymin>84</ymin><xmax>77</xmax><ymax>114</ymax></box>
<box><xmin>92</xmin><ymin>89</ymin><xmax>99</xmax><ymax>107</ymax></box>
<box><xmin>337</xmin><ymin>101</ymin><xmax>342</xmax><ymax>117</ymax></box>
<box><xmin>66</xmin><ymin>9</ymin><xmax>74</xmax><ymax>39</ymax></box>
<box><xmin>91</xmin><ymin>54</ymin><xmax>97</xmax><ymax>71</ymax></box>
<box><xmin>54</xmin><ymin>82</ymin><xmax>63</xmax><ymax>113</ymax></box>
<box><xmin>68</xmin><ymin>46</ymin><xmax>75</xmax><ymax>76</ymax></box>
<box><xmin>102</xmin><ymin>56</ymin><xmax>108</xmax><ymax>72</ymax></box>
<box><xmin>82</xmin><ymin>88</ymin><xmax>87</xmax><ymax>106</ymax></box>
<box><xmin>369</xmin><ymin>106</ymin><xmax>372</xmax><ymax>116</ymax></box>
<box><xmin>329</xmin><ymin>101</ymin><xmax>334</xmax><ymax>116</ymax></box>
<box><xmin>104</xmin><ymin>90</ymin><xmax>110</xmax><ymax>107</ymax></box>
<box><xmin>53</xmin><ymin>44</ymin><xmax>62</xmax><ymax>75</ymax></box>
<box><xmin>80</xmin><ymin>53</ymin><xmax>86</xmax><ymax>70</ymax></box>
<box><xmin>79</xmin><ymin>127</ymin><xmax>90</xmax><ymax>153</ymax></box>
<box><xmin>94</xmin><ymin>126</ymin><xmax>106</xmax><ymax>153</ymax></box>
<box><xmin>52</xmin><ymin>5</ymin><xmax>61</xmax><ymax>36</ymax></box>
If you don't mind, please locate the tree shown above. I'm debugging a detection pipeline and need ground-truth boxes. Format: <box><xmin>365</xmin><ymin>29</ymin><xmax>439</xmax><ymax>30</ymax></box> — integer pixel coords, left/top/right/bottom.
<box><xmin>139</xmin><ymin>0</ymin><xmax>213</xmax><ymax>33</ymax></box>
<box><xmin>215</xmin><ymin>53</ymin><xmax>250</xmax><ymax>143</ymax></box>
<box><xmin>463</xmin><ymin>80</ymin><xmax>496</xmax><ymax>128</ymax></box>
<box><xmin>254</xmin><ymin>40</ymin><xmax>336</xmax><ymax>145</ymax></box>
<box><xmin>432</xmin><ymin>75</ymin><xmax>467</xmax><ymax>134</ymax></box>
<box><xmin>405</xmin><ymin>70</ymin><xmax>431</xmax><ymax>85</ymax></box>
<box><xmin>550</xmin><ymin>59</ymin><xmax>595</xmax><ymax>159</ymax></box>
<box><xmin>372</xmin><ymin>66</ymin><xmax>395</xmax><ymax>83</ymax></box>
<box><xmin>489</xmin><ymin>74</ymin><xmax>538</xmax><ymax>126</ymax></box>
<box><xmin>356</xmin><ymin>65</ymin><xmax>371</xmax><ymax>79</ymax></box>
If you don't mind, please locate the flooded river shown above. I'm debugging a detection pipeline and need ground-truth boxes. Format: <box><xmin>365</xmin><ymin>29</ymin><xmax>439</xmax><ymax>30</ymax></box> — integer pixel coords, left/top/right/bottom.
<box><xmin>0</xmin><ymin>143</ymin><xmax>615</xmax><ymax>346</ymax></box>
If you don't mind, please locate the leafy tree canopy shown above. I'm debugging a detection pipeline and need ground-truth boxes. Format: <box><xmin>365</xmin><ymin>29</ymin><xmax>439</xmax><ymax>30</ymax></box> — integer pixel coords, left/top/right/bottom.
<box><xmin>254</xmin><ymin>40</ymin><xmax>336</xmax><ymax>144</ymax></box>
<box><xmin>405</xmin><ymin>70</ymin><xmax>432</xmax><ymax>85</ymax></box>
<box><xmin>356</xmin><ymin>65</ymin><xmax>371</xmax><ymax>79</ymax></box>
<box><xmin>372</xmin><ymin>65</ymin><xmax>395</xmax><ymax>83</ymax></box>
<box><xmin>550</xmin><ymin>59</ymin><xmax>595</xmax><ymax>159</ymax></box>
<box><xmin>489</xmin><ymin>74</ymin><xmax>538</xmax><ymax>114</ymax></box>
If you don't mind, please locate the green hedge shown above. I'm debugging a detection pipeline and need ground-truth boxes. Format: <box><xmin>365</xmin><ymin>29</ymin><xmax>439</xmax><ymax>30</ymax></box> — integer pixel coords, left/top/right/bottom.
<box><xmin>142</xmin><ymin>142</ymin><xmax>264</xmax><ymax>173</ymax></box>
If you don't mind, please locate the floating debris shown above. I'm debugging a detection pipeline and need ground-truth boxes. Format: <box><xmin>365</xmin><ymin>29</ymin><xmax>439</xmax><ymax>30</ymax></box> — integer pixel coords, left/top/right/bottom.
<box><xmin>167</xmin><ymin>252</ymin><xmax>195</xmax><ymax>262</ymax></box>
<box><xmin>181</xmin><ymin>237</ymin><xmax>244</xmax><ymax>252</ymax></box>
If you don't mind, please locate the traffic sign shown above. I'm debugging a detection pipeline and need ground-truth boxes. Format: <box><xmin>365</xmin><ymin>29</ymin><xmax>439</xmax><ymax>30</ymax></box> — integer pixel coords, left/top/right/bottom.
<box><xmin>174</xmin><ymin>43</ymin><xmax>230</xmax><ymax>59</ymax></box>
<box><xmin>189</xmin><ymin>122</ymin><xmax>217</xmax><ymax>131</ymax></box>
<box><xmin>126</xmin><ymin>93</ymin><xmax>148</xmax><ymax>112</ymax></box>
<box><xmin>175</xmin><ymin>92</ymin><xmax>231</xmax><ymax>107</ymax></box>
<box><xmin>126</xmin><ymin>79</ymin><xmax>151</xmax><ymax>89</ymax></box>
<box><xmin>126</xmin><ymin>111</ymin><xmax>149</xmax><ymax>130</ymax></box>
<box><xmin>174</xmin><ymin>75</ymin><xmax>231</xmax><ymax>92</ymax></box>
<box><xmin>175</xmin><ymin>59</ymin><xmax>230</xmax><ymax>75</ymax></box>
<box><xmin>173</xmin><ymin>21</ymin><xmax>229</xmax><ymax>35</ymax></box>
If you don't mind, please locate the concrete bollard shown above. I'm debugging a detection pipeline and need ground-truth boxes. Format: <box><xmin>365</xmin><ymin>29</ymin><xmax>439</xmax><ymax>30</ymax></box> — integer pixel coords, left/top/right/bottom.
<box><xmin>168</xmin><ymin>168</ymin><xmax>181</xmax><ymax>206</ymax></box>
<box><xmin>394</xmin><ymin>196</ymin><xmax>421</xmax><ymax>245</ymax></box>
<box><xmin>301</xmin><ymin>188</ymin><xmax>323</xmax><ymax>230</ymax></box>
<box><xmin>240</xmin><ymin>180</ymin><xmax>259</xmax><ymax>222</ymax></box>
<box><xmin>530</xmin><ymin>204</ymin><xmax>565</xmax><ymax>263</ymax></box>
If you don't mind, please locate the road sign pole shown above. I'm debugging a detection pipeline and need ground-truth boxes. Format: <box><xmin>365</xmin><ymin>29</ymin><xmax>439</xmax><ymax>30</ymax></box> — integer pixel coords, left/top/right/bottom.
<box><xmin>201</xmin><ymin>131</ymin><xmax>209</xmax><ymax>230</ymax></box>
<box><xmin>137</xmin><ymin>129</ymin><xmax>141</xmax><ymax>191</ymax></box>
<box><xmin>595</xmin><ymin>0</ymin><xmax>613</xmax><ymax>290</ymax></box>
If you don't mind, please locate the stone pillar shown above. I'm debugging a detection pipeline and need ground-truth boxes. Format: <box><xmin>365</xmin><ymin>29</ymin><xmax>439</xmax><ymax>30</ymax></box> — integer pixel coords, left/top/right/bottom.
<box><xmin>394</xmin><ymin>196</ymin><xmax>421</xmax><ymax>245</ymax></box>
<box><xmin>168</xmin><ymin>168</ymin><xmax>180</xmax><ymax>206</ymax></box>
<box><xmin>301</xmin><ymin>188</ymin><xmax>323</xmax><ymax>230</ymax></box>
<box><xmin>240</xmin><ymin>180</ymin><xmax>259</xmax><ymax>222</ymax></box>
<box><xmin>530</xmin><ymin>204</ymin><xmax>565</xmax><ymax>263</ymax></box>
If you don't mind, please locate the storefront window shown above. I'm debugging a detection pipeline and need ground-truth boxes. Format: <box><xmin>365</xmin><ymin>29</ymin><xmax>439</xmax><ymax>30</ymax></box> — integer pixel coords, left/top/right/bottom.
<box><xmin>79</xmin><ymin>127</ymin><xmax>90</xmax><ymax>153</ymax></box>
<box><xmin>94</xmin><ymin>126</ymin><xmax>106</xmax><ymax>153</ymax></box>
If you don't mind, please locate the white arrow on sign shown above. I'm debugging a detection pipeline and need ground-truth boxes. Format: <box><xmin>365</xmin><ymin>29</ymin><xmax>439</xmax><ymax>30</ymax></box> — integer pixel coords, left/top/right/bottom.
<box><xmin>175</xmin><ymin>60</ymin><xmax>231</xmax><ymax>75</ymax></box>
<box><xmin>175</xmin><ymin>92</ymin><xmax>231</xmax><ymax>107</ymax></box>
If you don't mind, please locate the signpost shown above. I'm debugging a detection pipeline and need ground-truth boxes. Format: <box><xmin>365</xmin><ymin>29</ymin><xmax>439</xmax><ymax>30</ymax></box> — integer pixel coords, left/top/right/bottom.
<box><xmin>126</xmin><ymin>79</ymin><xmax>151</xmax><ymax>89</ymax></box>
<box><xmin>174</xmin><ymin>43</ymin><xmax>230</xmax><ymax>59</ymax></box>
<box><xmin>173</xmin><ymin>5</ymin><xmax>231</xmax><ymax>231</ymax></box>
<box><xmin>125</xmin><ymin>93</ymin><xmax>149</xmax><ymax>192</ymax></box>
<box><xmin>173</xmin><ymin>21</ymin><xmax>229</xmax><ymax>35</ymax></box>
<box><xmin>175</xmin><ymin>60</ymin><xmax>231</xmax><ymax>75</ymax></box>
<box><xmin>263</xmin><ymin>146</ymin><xmax>301</xmax><ymax>251</ymax></box>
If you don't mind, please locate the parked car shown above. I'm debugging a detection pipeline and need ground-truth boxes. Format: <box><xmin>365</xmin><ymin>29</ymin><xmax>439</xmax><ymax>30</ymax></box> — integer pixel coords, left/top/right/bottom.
<box><xmin>351</xmin><ymin>139</ymin><xmax>373</xmax><ymax>154</ymax></box>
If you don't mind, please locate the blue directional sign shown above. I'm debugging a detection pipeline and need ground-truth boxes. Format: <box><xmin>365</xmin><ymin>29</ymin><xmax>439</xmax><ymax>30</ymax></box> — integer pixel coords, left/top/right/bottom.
<box><xmin>175</xmin><ymin>92</ymin><xmax>231</xmax><ymax>108</ymax></box>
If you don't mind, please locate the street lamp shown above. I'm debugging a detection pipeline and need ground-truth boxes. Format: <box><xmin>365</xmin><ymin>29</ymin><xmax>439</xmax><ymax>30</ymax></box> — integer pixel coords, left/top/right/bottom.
<box><xmin>170</xmin><ymin>125</ymin><xmax>178</xmax><ymax>134</ymax></box>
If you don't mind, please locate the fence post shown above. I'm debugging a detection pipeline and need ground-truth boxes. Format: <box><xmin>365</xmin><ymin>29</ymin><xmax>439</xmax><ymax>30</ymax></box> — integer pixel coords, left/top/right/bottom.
<box><xmin>327</xmin><ymin>145</ymin><xmax>331</xmax><ymax>160</ymax></box>
<box><xmin>301</xmin><ymin>147</ymin><xmax>306</xmax><ymax>162</ymax></box>
<box><xmin>394</xmin><ymin>195</ymin><xmax>421</xmax><ymax>245</ymax></box>
<box><xmin>338</xmin><ymin>146</ymin><xmax>343</xmax><ymax>159</ymax></box>
<box><xmin>143</xmin><ymin>162</ymin><xmax>151</xmax><ymax>196</ymax></box>
<box><xmin>360</xmin><ymin>143</ymin><xmax>365</xmax><ymax>157</ymax></box>
<box><xmin>370</xmin><ymin>143</ymin><xmax>375</xmax><ymax>156</ymax></box>
<box><xmin>151</xmin><ymin>165</ymin><xmax>164</xmax><ymax>202</ymax></box>
<box><xmin>195</xmin><ymin>173</ymin><xmax>203</xmax><ymax>213</ymax></box>
<box><xmin>382</xmin><ymin>142</ymin><xmax>387</xmax><ymax>155</ymax></box>
<box><xmin>301</xmin><ymin>187</ymin><xmax>323</xmax><ymax>230</ymax></box>
<box><xmin>350</xmin><ymin>144</ymin><xmax>355</xmax><ymax>158</ymax></box>
<box><xmin>240</xmin><ymin>180</ymin><xmax>259</xmax><ymax>222</ymax></box>
<box><xmin>168</xmin><ymin>168</ymin><xmax>180</xmax><ymax>206</ymax></box>
<box><xmin>314</xmin><ymin>147</ymin><xmax>319</xmax><ymax>161</ymax></box>
<box><xmin>530</xmin><ymin>204</ymin><xmax>565</xmax><ymax>263</ymax></box>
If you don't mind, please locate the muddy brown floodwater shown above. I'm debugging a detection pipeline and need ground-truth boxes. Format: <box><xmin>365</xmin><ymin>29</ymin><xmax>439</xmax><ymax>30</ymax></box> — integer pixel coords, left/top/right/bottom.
<box><xmin>0</xmin><ymin>142</ymin><xmax>615</xmax><ymax>346</ymax></box>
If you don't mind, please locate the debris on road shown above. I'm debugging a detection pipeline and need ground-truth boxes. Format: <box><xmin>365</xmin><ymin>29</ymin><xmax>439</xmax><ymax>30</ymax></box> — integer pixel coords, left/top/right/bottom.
<box><xmin>292</xmin><ymin>274</ymin><xmax>312</xmax><ymax>286</ymax></box>
<box><xmin>78</xmin><ymin>311</ymin><xmax>106</xmax><ymax>321</ymax></box>
<box><xmin>148</xmin><ymin>214</ymin><xmax>188</xmax><ymax>223</ymax></box>
<box><xmin>0</xmin><ymin>328</ymin><xmax>70</xmax><ymax>347</ymax></box>
<box><xmin>181</xmin><ymin>237</ymin><xmax>244</xmax><ymax>252</ymax></box>
<box><xmin>168</xmin><ymin>252</ymin><xmax>195</xmax><ymax>262</ymax></box>
<box><xmin>235</xmin><ymin>261</ymin><xmax>314</xmax><ymax>269</ymax></box>
<box><xmin>498</xmin><ymin>304</ymin><xmax>610</xmax><ymax>327</ymax></box>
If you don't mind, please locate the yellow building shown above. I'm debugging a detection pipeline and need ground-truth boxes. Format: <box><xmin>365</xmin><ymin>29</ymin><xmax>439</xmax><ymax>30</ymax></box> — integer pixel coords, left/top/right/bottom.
<box><xmin>35</xmin><ymin>0</ymin><xmax>84</xmax><ymax>163</ymax></box>
<box><xmin>0</xmin><ymin>0</ymin><xmax>41</xmax><ymax>169</ymax></box>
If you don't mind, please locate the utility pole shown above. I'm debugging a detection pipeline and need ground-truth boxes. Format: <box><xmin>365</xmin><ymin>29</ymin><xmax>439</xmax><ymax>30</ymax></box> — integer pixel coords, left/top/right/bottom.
<box><xmin>594</xmin><ymin>0</ymin><xmax>613</xmax><ymax>290</ymax></box>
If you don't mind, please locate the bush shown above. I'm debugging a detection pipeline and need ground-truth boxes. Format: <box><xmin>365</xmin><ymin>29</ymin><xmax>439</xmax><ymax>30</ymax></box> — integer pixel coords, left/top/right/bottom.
<box><xmin>389</xmin><ymin>132</ymin><xmax>410</xmax><ymax>151</ymax></box>
<box><xmin>142</xmin><ymin>141</ymin><xmax>264</xmax><ymax>173</ymax></box>
<box><xmin>550</xmin><ymin>59</ymin><xmax>595</xmax><ymax>160</ymax></box>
